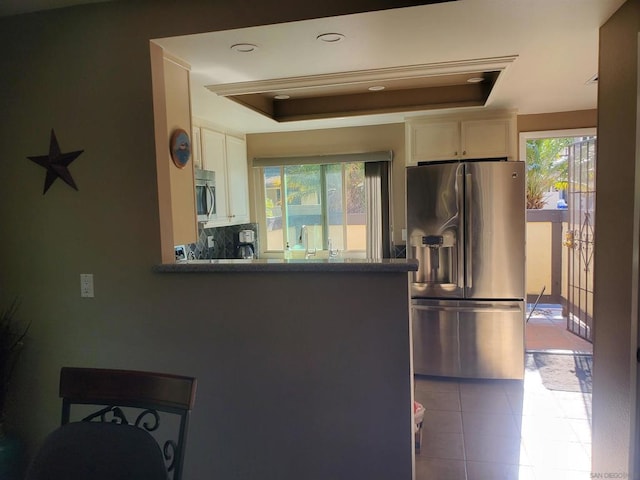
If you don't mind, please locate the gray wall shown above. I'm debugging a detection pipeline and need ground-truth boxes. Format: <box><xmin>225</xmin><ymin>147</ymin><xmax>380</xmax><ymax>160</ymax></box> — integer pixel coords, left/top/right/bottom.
<box><xmin>593</xmin><ymin>0</ymin><xmax>640</xmax><ymax>474</ymax></box>
<box><xmin>0</xmin><ymin>2</ymin><xmax>417</xmax><ymax>479</ymax></box>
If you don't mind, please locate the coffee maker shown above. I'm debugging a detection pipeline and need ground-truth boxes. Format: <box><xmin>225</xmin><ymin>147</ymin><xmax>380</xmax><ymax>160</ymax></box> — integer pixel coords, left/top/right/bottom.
<box><xmin>236</xmin><ymin>229</ymin><xmax>256</xmax><ymax>259</ymax></box>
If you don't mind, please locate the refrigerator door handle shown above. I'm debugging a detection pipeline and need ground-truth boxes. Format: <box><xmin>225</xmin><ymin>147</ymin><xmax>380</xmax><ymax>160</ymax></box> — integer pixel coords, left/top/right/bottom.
<box><xmin>465</xmin><ymin>172</ymin><xmax>473</xmax><ymax>289</ymax></box>
<box><xmin>456</xmin><ymin>167</ymin><xmax>465</xmax><ymax>289</ymax></box>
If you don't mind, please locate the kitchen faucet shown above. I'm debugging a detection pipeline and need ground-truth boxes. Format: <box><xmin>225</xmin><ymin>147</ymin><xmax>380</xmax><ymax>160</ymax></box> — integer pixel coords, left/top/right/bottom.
<box><xmin>328</xmin><ymin>237</ymin><xmax>339</xmax><ymax>258</ymax></box>
<box><xmin>299</xmin><ymin>225</ymin><xmax>316</xmax><ymax>259</ymax></box>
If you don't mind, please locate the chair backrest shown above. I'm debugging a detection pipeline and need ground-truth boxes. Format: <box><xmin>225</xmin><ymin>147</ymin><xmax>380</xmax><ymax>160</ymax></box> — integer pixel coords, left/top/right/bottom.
<box><xmin>58</xmin><ymin>367</ymin><xmax>197</xmax><ymax>480</ymax></box>
<box><xmin>26</xmin><ymin>421</ymin><xmax>169</xmax><ymax>480</ymax></box>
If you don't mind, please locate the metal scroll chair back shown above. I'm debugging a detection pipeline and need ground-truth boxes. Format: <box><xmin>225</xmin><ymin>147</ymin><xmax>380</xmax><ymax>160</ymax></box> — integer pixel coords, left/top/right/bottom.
<box><xmin>58</xmin><ymin>367</ymin><xmax>197</xmax><ymax>480</ymax></box>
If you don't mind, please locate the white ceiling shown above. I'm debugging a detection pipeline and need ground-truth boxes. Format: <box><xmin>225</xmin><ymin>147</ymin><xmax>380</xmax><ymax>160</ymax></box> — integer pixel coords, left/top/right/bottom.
<box><xmin>3</xmin><ymin>0</ymin><xmax>625</xmax><ymax>134</ymax></box>
<box><xmin>152</xmin><ymin>0</ymin><xmax>624</xmax><ymax>134</ymax></box>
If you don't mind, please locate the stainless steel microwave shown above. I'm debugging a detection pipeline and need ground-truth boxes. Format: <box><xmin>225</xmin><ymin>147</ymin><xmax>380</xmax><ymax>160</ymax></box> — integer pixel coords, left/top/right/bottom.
<box><xmin>195</xmin><ymin>168</ymin><xmax>216</xmax><ymax>222</ymax></box>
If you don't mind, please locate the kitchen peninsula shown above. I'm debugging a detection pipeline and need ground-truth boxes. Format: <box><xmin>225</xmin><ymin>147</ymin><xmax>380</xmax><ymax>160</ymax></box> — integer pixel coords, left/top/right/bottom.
<box><xmin>153</xmin><ymin>257</ymin><xmax>418</xmax><ymax>479</ymax></box>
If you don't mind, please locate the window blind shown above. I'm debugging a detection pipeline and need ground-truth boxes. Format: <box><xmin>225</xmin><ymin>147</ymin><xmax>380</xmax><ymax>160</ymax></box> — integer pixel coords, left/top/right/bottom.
<box><xmin>252</xmin><ymin>150</ymin><xmax>393</xmax><ymax>168</ymax></box>
<box><xmin>365</xmin><ymin>161</ymin><xmax>391</xmax><ymax>259</ymax></box>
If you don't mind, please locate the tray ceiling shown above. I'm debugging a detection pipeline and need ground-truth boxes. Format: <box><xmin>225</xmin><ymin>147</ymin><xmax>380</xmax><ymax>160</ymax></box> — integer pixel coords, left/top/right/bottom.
<box><xmin>153</xmin><ymin>0</ymin><xmax>625</xmax><ymax>133</ymax></box>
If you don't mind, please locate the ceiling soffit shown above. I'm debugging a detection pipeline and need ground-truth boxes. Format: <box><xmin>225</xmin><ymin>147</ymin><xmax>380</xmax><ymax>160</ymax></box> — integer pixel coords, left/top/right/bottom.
<box><xmin>205</xmin><ymin>56</ymin><xmax>517</xmax><ymax>122</ymax></box>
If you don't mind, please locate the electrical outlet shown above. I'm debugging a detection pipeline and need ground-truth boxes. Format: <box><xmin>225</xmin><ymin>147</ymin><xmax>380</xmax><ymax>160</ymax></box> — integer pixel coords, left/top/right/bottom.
<box><xmin>401</xmin><ymin>229</ymin><xmax>407</xmax><ymax>241</ymax></box>
<box><xmin>207</xmin><ymin>236</ymin><xmax>215</xmax><ymax>248</ymax></box>
<box><xmin>80</xmin><ymin>274</ymin><xmax>94</xmax><ymax>298</ymax></box>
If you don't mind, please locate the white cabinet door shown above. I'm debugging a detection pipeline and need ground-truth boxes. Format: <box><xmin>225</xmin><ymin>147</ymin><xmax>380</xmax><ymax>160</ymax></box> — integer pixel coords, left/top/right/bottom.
<box><xmin>191</xmin><ymin>127</ymin><xmax>202</xmax><ymax>170</ymax></box>
<box><xmin>460</xmin><ymin>118</ymin><xmax>512</xmax><ymax>159</ymax></box>
<box><xmin>410</xmin><ymin>121</ymin><xmax>459</xmax><ymax>164</ymax></box>
<box><xmin>199</xmin><ymin>128</ymin><xmax>249</xmax><ymax>226</ymax></box>
<box><xmin>225</xmin><ymin>135</ymin><xmax>250</xmax><ymax>224</ymax></box>
<box><xmin>201</xmin><ymin>128</ymin><xmax>227</xmax><ymax>225</ymax></box>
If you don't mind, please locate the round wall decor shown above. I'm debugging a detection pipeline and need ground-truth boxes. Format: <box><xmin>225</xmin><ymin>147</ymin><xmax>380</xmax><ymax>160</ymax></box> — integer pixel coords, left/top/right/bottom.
<box><xmin>170</xmin><ymin>129</ymin><xmax>191</xmax><ymax>169</ymax></box>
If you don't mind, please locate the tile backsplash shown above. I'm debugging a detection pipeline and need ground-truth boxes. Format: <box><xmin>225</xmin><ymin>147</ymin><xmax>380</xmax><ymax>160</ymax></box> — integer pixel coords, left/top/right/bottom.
<box><xmin>182</xmin><ymin>223</ymin><xmax>259</xmax><ymax>260</ymax></box>
<box><xmin>393</xmin><ymin>244</ymin><xmax>406</xmax><ymax>259</ymax></box>
<box><xmin>181</xmin><ymin>227</ymin><xmax>404</xmax><ymax>261</ymax></box>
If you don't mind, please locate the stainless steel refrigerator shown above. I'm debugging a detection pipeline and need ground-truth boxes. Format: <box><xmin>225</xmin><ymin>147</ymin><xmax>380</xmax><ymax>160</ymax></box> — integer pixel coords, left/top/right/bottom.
<box><xmin>407</xmin><ymin>160</ymin><xmax>525</xmax><ymax>379</ymax></box>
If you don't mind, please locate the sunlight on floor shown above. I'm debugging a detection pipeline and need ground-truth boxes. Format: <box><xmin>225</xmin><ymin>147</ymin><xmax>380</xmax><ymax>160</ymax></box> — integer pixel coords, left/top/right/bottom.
<box><xmin>414</xmin><ymin>358</ymin><xmax>592</xmax><ymax>480</ymax></box>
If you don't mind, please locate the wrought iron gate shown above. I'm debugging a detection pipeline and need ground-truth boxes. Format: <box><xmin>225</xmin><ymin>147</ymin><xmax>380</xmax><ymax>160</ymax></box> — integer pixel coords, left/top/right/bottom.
<box><xmin>565</xmin><ymin>137</ymin><xmax>596</xmax><ymax>342</ymax></box>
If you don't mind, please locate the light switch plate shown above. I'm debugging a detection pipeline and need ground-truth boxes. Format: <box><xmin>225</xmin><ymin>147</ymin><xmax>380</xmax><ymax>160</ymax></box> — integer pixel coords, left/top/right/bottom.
<box><xmin>80</xmin><ymin>273</ymin><xmax>94</xmax><ymax>298</ymax></box>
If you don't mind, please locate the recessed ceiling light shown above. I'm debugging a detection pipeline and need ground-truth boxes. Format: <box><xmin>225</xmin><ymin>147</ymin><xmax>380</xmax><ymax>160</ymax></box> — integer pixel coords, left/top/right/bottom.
<box><xmin>274</xmin><ymin>94</ymin><xmax>290</xmax><ymax>100</ymax></box>
<box><xmin>368</xmin><ymin>86</ymin><xmax>385</xmax><ymax>91</ymax></box>
<box><xmin>467</xmin><ymin>77</ymin><xmax>484</xmax><ymax>83</ymax></box>
<box><xmin>230</xmin><ymin>43</ymin><xmax>258</xmax><ymax>53</ymax></box>
<box><xmin>317</xmin><ymin>33</ymin><xmax>345</xmax><ymax>43</ymax></box>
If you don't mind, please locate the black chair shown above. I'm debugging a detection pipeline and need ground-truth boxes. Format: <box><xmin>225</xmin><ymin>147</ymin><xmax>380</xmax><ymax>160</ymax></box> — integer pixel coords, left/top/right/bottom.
<box><xmin>25</xmin><ymin>367</ymin><xmax>197</xmax><ymax>480</ymax></box>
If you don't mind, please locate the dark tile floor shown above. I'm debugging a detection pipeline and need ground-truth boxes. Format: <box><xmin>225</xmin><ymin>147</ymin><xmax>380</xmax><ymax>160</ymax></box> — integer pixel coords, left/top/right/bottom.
<box><xmin>414</xmin><ymin>305</ymin><xmax>593</xmax><ymax>479</ymax></box>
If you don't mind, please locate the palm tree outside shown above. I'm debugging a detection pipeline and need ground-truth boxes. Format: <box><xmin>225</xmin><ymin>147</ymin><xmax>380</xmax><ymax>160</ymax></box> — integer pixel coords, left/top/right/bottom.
<box><xmin>525</xmin><ymin>137</ymin><xmax>573</xmax><ymax>209</ymax></box>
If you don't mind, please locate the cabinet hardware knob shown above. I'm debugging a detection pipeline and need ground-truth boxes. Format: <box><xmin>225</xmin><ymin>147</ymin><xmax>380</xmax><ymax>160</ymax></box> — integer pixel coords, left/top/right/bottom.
<box><xmin>463</xmin><ymin>150</ymin><xmax>466</xmax><ymax>155</ymax></box>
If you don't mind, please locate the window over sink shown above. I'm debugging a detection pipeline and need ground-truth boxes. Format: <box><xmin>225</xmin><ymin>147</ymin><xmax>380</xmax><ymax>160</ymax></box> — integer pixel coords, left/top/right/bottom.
<box><xmin>253</xmin><ymin>151</ymin><xmax>393</xmax><ymax>259</ymax></box>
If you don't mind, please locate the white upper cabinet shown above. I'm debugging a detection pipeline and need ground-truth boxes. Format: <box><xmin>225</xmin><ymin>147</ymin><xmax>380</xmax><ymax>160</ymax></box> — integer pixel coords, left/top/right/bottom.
<box><xmin>460</xmin><ymin>118</ymin><xmax>513</xmax><ymax>159</ymax></box>
<box><xmin>407</xmin><ymin>112</ymin><xmax>516</xmax><ymax>165</ymax></box>
<box><xmin>201</xmin><ymin>128</ymin><xmax>227</xmax><ymax>224</ymax></box>
<box><xmin>225</xmin><ymin>135</ymin><xmax>250</xmax><ymax>224</ymax></box>
<box><xmin>199</xmin><ymin>126</ymin><xmax>249</xmax><ymax>226</ymax></box>
<box><xmin>412</xmin><ymin>121</ymin><xmax>460</xmax><ymax>161</ymax></box>
<box><xmin>191</xmin><ymin>126</ymin><xmax>203</xmax><ymax>170</ymax></box>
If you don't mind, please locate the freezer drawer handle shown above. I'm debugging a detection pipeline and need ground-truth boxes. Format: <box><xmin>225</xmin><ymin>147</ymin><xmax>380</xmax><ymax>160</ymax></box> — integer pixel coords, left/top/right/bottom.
<box><xmin>412</xmin><ymin>304</ymin><xmax>521</xmax><ymax>313</ymax></box>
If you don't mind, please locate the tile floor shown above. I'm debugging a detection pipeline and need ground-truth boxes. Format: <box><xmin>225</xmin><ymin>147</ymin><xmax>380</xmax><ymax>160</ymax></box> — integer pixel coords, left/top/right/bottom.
<box><xmin>414</xmin><ymin>304</ymin><xmax>593</xmax><ymax>480</ymax></box>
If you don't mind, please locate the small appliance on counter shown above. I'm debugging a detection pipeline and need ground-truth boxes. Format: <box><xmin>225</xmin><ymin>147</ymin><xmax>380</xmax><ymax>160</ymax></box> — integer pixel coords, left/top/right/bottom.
<box><xmin>236</xmin><ymin>229</ymin><xmax>256</xmax><ymax>259</ymax></box>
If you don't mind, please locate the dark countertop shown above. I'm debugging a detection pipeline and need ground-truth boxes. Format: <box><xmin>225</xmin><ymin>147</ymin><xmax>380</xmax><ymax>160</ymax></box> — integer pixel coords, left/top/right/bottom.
<box><xmin>153</xmin><ymin>258</ymin><xmax>418</xmax><ymax>273</ymax></box>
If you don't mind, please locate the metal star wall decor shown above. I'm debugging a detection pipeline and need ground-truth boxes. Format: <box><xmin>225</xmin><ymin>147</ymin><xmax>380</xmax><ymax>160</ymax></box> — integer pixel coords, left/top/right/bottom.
<box><xmin>27</xmin><ymin>129</ymin><xmax>83</xmax><ymax>194</ymax></box>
